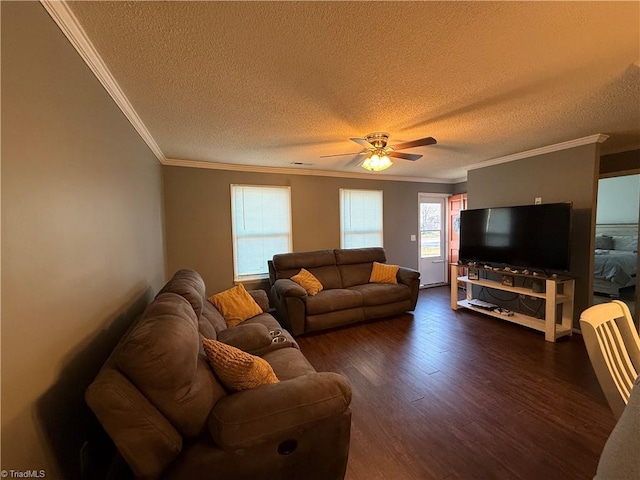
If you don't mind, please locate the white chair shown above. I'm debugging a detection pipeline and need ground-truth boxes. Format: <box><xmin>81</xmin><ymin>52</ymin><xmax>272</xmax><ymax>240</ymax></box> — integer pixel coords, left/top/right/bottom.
<box><xmin>580</xmin><ymin>300</ymin><xmax>640</xmax><ymax>419</ymax></box>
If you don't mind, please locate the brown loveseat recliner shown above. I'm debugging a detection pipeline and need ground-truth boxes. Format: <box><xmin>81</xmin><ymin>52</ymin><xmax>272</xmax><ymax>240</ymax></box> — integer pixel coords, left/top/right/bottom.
<box><xmin>86</xmin><ymin>269</ymin><xmax>352</xmax><ymax>480</ymax></box>
<box><xmin>269</xmin><ymin>247</ymin><xmax>420</xmax><ymax>335</ymax></box>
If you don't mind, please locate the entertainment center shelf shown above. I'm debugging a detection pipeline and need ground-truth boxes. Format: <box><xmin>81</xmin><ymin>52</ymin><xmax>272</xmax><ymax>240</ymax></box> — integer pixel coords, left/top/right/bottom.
<box><xmin>450</xmin><ymin>264</ymin><xmax>575</xmax><ymax>342</ymax></box>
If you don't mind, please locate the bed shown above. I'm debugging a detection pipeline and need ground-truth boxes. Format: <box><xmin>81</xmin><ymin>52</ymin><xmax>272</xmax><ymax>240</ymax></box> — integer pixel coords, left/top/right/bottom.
<box><xmin>593</xmin><ymin>224</ymin><xmax>638</xmax><ymax>297</ymax></box>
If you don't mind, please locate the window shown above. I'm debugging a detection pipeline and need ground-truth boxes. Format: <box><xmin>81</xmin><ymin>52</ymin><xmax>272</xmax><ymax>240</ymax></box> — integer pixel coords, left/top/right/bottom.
<box><xmin>420</xmin><ymin>201</ymin><xmax>443</xmax><ymax>258</ymax></box>
<box><xmin>340</xmin><ymin>189</ymin><xmax>383</xmax><ymax>249</ymax></box>
<box><xmin>231</xmin><ymin>185</ymin><xmax>292</xmax><ymax>281</ymax></box>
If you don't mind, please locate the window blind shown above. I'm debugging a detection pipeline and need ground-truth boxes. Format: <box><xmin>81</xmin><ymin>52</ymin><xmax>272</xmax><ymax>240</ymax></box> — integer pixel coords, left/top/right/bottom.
<box><xmin>231</xmin><ymin>185</ymin><xmax>292</xmax><ymax>280</ymax></box>
<box><xmin>340</xmin><ymin>189</ymin><xmax>383</xmax><ymax>249</ymax></box>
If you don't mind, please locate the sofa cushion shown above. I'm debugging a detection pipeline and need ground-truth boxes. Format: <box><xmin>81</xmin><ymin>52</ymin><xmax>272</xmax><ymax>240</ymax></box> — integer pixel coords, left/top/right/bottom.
<box><xmin>272</xmin><ymin>249</ymin><xmax>336</xmax><ymax>271</ymax></box>
<box><xmin>306</xmin><ymin>265</ymin><xmax>342</xmax><ymax>289</ymax></box>
<box><xmin>116</xmin><ymin>293</ymin><xmax>223</xmax><ymax>437</ymax></box>
<box><xmin>240</xmin><ymin>312</ymin><xmax>284</xmax><ymax>332</ymax></box>
<box><xmin>338</xmin><ymin>262</ymin><xmax>374</xmax><ymax>288</ymax></box>
<box><xmin>262</xmin><ymin>347</ymin><xmax>317</xmax><ymax>380</ymax></box>
<box><xmin>334</xmin><ymin>247</ymin><xmax>386</xmax><ymax>265</ymax></box>
<box><xmin>305</xmin><ymin>289</ymin><xmax>363</xmax><ymax>315</ymax></box>
<box><xmin>370</xmin><ymin>262</ymin><xmax>399</xmax><ymax>284</ymax></box>
<box><xmin>247</xmin><ymin>289</ymin><xmax>270</xmax><ymax>312</ymax></box>
<box><xmin>272</xmin><ymin>250</ymin><xmax>343</xmax><ymax>289</ymax></box>
<box><xmin>291</xmin><ymin>268</ymin><xmax>324</xmax><ymax>295</ymax></box>
<box><xmin>348</xmin><ymin>283</ymin><xmax>411</xmax><ymax>306</ymax></box>
<box><xmin>201</xmin><ymin>300</ymin><xmax>227</xmax><ymax>334</ymax></box>
<box><xmin>157</xmin><ymin>269</ymin><xmax>206</xmax><ymax>320</ymax></box>
<box><xmin>335</xmin><ymin>248</ymin><xmax>387</xmax><ymax>287</ymax></box>
<box><xmin>216</xmin><ymin>323</ymin><xmax>273</xmax><ymax>352</ymax></box>
<box><xmin>208</xmin><ymin>284</ymin><xmax>263</xmax><ymax>328</ymax></box>
<box><xmin>203</xmin><ymin>339</ymin><xmax>279</xmax><ymax>391</ymax></box>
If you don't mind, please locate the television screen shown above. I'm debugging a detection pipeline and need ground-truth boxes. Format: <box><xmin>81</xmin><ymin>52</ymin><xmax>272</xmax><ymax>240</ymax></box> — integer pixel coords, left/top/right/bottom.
<box><xmin>459</xmin><ymin>203</ymin><xmax>571</xmax><ymax>271</ymax></box>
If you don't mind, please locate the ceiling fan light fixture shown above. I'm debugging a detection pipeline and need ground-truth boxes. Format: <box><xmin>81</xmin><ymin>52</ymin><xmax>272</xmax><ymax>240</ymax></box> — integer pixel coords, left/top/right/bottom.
<box><xmin>361</xmin><ymin>153</ymin><xmax>393</xmax><ymax>172</ymax></box>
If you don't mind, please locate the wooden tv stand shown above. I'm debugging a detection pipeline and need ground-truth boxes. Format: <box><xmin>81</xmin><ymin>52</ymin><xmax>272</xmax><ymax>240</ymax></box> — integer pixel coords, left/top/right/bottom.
<box><xmin>450</xmin><ymin>264</ymin><xmax>575</xmax><ymax>342</ymax></box>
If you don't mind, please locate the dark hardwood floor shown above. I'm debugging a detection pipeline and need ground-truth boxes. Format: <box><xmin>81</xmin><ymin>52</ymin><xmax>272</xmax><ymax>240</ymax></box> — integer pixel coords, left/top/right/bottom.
<box><xmin>296</xmin><ymin>286</ymin><xmax>617</xmax><ymax>480</ymax></box>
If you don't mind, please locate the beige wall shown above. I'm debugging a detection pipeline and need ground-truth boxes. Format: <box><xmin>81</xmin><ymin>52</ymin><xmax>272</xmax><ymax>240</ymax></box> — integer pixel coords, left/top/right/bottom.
<box><xmin>1</xmin><ymin>3</ymin><xmax>166</xmax><ymax>478</ymax></box>
<box><xmin>163</xmin><ymin>166</ymin><xmax>454</xmax><ymax>294</ymax></box>
<box><xmin>467</xmin><ymin>143</ymin><xmax>600</xmax><ymax>327</ymax></box>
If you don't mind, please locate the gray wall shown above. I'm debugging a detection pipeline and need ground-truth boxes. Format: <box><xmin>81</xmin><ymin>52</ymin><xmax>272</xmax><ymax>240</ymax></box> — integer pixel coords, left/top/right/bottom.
<box><xmin>1</xmin><ymin>3</ymin><xmax>166</xmax><ymax>478</ymax></box>
<box><xmin>467</xmin><ymin>143</ymin><xmax>600</xmax><ymax>327</ymax></box>
<box><xmin>163</xmin><ymin>166</ymin><xmax>454</xmax><ymax>293</ymax></box>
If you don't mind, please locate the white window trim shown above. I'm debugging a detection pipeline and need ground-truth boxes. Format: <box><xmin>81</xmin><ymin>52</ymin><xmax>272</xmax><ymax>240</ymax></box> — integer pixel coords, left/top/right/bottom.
<box><xmin>230</xmin><ymin>184</ymin><xmax>292</xmax><ymax>282</ymax></box>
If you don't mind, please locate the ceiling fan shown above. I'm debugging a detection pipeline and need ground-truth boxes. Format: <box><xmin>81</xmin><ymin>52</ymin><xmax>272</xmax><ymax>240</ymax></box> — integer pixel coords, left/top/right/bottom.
<box><xmin>321</xmin><ymin>132</ymin><xmax>437</xmax><ymax>171</ymax></box>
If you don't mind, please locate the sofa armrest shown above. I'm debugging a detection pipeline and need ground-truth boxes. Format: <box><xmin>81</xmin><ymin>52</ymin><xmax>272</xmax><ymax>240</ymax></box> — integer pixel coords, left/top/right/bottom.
<box><xmin>208</xmin><ymin>372</ymin><xmax>352</xmax><ymax>450</ymax></box>
<box><xmin>269</xmin><ymin>279</ymin><xmax>307</xmax><ymax>335</ymax></box>
<box><xmin>397</xmin><ymin>266</ymin><xmax>419</xmax><ymax>285</ymax></box>
<box><xmin>216</xmin><ymin>323</ymin><xmax>273</xmax><ymax>353</ymax></box>
<box><xmin>397</xmin><ymin>266</ymin><xmax>420</xmax><ymax>310</ymax></box>
<box><xmin>271</xmin><ymin>278</ymin><xmax>307</xmax><ymax>298</ymax></box>
<box><xmin>247</xmin><ymin>289</ymin><xmax>270</xmax><ymax>312</ymax></box>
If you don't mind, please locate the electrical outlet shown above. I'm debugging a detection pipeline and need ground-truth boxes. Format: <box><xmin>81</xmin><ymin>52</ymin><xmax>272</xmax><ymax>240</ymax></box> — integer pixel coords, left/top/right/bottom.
<box><xmin>535</xmin><ymin>197</ymin><xmax>542</xmax><ymax>205</ymax></box>
<box><xmin>410</xmin><ymin>235</ymin><xmax>416</xmax><ymax>242</ymax></box>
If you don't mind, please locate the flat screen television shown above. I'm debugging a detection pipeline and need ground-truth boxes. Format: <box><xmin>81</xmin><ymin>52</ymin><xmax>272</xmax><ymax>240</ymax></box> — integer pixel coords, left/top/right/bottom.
<box><xmin>459</xmin><ymin>203</ymin><xmax>572</xmax><ymax>272</ymax></box>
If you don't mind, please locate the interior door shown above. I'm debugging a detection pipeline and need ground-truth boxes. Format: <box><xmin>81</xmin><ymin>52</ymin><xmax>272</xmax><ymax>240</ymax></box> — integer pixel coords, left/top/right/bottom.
<box><xmin>447</xmin><ymin>193</ymin><xmax>467</xmax><ymax>282</ymax></box>
<box><xmin>418</xmin><ymin>194</ymin><xmax>447</xmax><ymax>286</ymax></box>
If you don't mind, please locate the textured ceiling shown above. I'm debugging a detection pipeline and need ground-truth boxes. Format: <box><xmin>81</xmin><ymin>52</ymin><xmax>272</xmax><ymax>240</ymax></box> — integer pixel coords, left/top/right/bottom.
<box><xmin>66</xmin><ymin>1</ymin><xmax>640</xmax><ymax>181</ymax></box>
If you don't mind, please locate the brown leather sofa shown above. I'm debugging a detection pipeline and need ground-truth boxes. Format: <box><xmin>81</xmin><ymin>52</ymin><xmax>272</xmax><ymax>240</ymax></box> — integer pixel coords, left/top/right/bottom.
<box><xmin>86</xmin><ymin>269</ymin><xmax>352</xmax><ymax>480</ymax></box>
<box><xmin>269</xmin><ymin>247</ymin><xmax>420</xmax><ymax>335</ymax></box>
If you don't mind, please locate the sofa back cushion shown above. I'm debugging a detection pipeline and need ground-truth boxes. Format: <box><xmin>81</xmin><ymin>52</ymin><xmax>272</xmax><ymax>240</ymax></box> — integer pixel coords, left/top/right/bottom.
<box><xmin>159</xmin><ymin>269</ymin><xmax>227</xmax><ymax>338</ymax></box>
<box><xmin>335</xmin><ymin>247</ymin><xmax>387</xmax><ymax>287</ymax></box>
<box><xmin>116</xmin><ymin>293</ymin><xmax>226</xmax><ymax>437</ymax></box>
<box><xmin>201</xmin><ymin>300</ymin><xmax>227</xmax><ymax>336</ymax></box>
<box><xmin>157</xmin><ymin>269</ymin><xmax>206</xmax><ymax>319</ymax></box>
<box><xmin>272</xmin><ymin>250</ymin><xmax>342</xmax><ymax>289</ymax></box>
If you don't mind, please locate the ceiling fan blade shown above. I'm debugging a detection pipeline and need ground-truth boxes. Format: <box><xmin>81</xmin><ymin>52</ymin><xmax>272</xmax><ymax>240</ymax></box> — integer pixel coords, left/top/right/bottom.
<box><xmin>391</xmin><ymin>136</ymin><xmax>437</xmax><ymax>150</ymax></box>
<box><xmin>320</xmin><ymin>151</ymin><xmax>368</xmax><ymax>158</ymax></box>
<box><xmin>389</xmin><ymin>151</ymin><xmax>422</xmax><ymax>161</ymax></box>
<box><xmin>350</xmin><ymin>137</ymin><xmax>375</xmax><ymax>149</ymax></box>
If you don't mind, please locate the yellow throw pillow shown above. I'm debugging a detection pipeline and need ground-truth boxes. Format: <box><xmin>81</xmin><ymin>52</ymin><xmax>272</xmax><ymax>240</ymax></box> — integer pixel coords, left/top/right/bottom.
<box><xmin>369</xmin><ymin>261</ymin><xmax>399</xmax><ymax>284</ymax></box>
<box><xmin>203</xmin><ymin>338</ymin><xmax>279</xmax><ymax>391</ymax></box>
<box><xmin>208</xmin><ymin>284</ymin><xmax>263</xmax><ymax>328</ymax></box>
<box><xmin>290</xmin><ymin>268</ymin><xmax>323</xmax><ymax>295</ymax></box>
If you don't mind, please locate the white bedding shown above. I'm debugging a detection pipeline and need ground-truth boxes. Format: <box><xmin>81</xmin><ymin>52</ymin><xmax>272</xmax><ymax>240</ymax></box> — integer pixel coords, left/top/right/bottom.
<box><xmin>594</xmin><ymin>249</ymin><xmax>637</xmax><ymax>286</ymax></box>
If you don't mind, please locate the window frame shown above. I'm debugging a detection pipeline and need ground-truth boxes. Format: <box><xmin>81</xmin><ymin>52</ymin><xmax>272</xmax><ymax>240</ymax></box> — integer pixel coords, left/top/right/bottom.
<box><xmin>230</xmin><ymin>184</ymin><xmax>292</xmax><ymax>282</ymax></box>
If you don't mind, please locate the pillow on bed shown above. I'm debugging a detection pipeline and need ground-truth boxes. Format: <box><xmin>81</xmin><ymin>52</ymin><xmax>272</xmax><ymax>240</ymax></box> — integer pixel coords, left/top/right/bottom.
<box><xmin>611</xmin><ymin>235</ymin><xmax>638</xmax><ymax>252</ymax></box>
<box><xmin>595</xmin><ymin>235</ymin><xmax>614</xmax><ymax>250</ymax></box>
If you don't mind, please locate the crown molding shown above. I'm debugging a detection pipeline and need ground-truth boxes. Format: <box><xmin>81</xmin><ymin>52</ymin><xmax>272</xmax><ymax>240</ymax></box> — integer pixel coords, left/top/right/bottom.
<box><xmin>40</xmin><ymin>0</ymin><xmax>165</xmax><ymax>163</ymax></box>
<box><xmin>466</xmin><ymin>134</ymin><xmax>609</xmax><ymax>172</ymax></box>
<box><xmin>163</xmin><ymin>158</ymin><xmax>460</xmax><ymax>184</ymax></box>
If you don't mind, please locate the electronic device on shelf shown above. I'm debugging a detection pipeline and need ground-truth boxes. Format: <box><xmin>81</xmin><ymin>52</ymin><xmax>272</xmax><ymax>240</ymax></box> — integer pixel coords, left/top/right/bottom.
<box><xmin>468</xmin><ymin>299</ymin><xmax>498</xmax><ymax>310</ymax></box>
<box><xmin>459</xmin><ymin>203</ymin><xmax>572</xmax><ymax>272</ymax></box>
